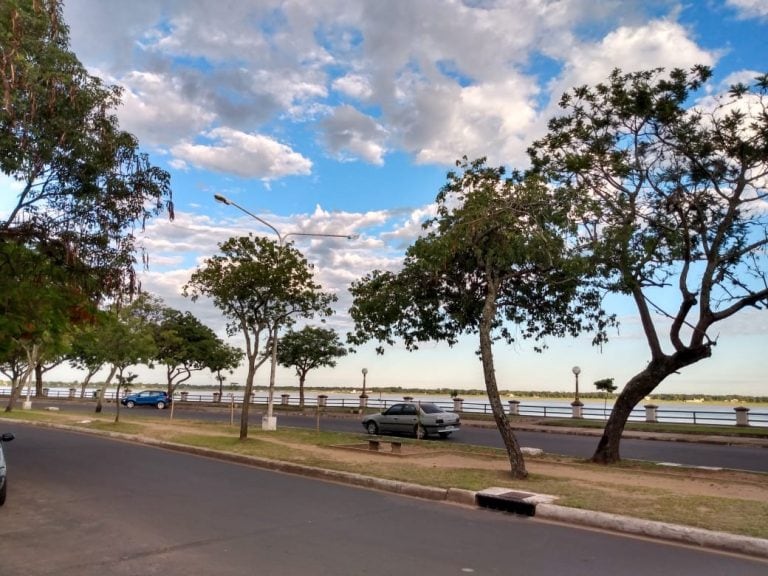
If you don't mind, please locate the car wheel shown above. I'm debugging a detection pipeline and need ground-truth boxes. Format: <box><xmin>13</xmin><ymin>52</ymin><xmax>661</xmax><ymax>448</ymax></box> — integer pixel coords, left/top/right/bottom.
<box><xmin>156</xmin><ymin>401</ymin><xmax>166</xmax><ymax>410</ymax></box>
<box><xmin>365</xmin><ymin>421</ymin><xmax>379</xmax><ymax>435</ymax></box>
<box><xmin>126</xmin><ymin>400</ymin><xmax>135</xmax><ymax>408</ymax></box>
<box><xmin>415</xmin><ymin>424</ymin><xmax>428</xmax><ymax>440</ymax></box>
<box><xmin>0</xmin><ymin>479</ymin><xmax>7</xmax><ymax>507</ymax></box>
<box><xmin>438</xmin><ymin>432</ymin><xmax>451</xmax><ymax>439</ymax></box>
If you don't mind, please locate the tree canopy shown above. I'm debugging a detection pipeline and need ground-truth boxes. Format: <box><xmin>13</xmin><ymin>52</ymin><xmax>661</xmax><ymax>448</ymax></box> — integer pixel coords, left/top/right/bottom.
<box><xmin>277</xmin><ymin>326</ymin><xmax>348</xmax><ymax>408</ymax></box>
<box><xmin>1</xmin><ymin>0</ymin><xmax>173</xmax><ymax>300</ymax></box>
<box><xmin>349</xmin><ymin>158</ymin><xmax>613</xmax><ymax>478</ymax></box>
<box><xmin>184</xmin><ymin>234</ymin><xmax>335</xmax><ymax>439</ymax></box>
<box><xmin>529</xmin><ymin>66</ymin><xmax>768</xmax><ymax>463</ymax></box>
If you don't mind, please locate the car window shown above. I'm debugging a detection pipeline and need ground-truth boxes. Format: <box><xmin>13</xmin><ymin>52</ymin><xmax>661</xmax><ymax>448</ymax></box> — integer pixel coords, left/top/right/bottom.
<box><xmin>384</xmin><ymin>404</ymin><xmax>403</xmax><ymax>415</ymax></box>
<box><xmin>401</xmin><ymin>405</ymin><xmax>417</xmax><ymax>415</ymax></box>
<box><xmin>420</xmin><ymin>403</ymin><xmax>444</xmax><ymax>414</ymax></box>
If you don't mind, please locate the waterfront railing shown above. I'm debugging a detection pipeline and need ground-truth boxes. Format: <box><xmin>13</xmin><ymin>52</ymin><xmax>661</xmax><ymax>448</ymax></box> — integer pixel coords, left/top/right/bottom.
<box><xmin>2</xmin><ymin>387</ymin><xmax>766</xmax><ymax>428</ymax></box>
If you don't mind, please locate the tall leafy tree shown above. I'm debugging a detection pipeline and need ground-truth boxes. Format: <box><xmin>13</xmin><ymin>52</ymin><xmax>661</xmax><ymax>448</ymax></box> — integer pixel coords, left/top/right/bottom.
<box><xmin>153</xmin><ymin>307</ymin><xmax>223</xmax><ymax>397</ymax></box>
<box><xmin>349</xmin><ymin>158</ymin><xmax>612</xmax><ymax>478</ymax></box>
<box><xmin>0</xmin><ymin>241</ymin><xmax>88</xmax><ymax>411</ymax></box>
<box><xmin>184</xmin><ymin>235</ymin><xmax>335</xmax><ymax>439</ymax></box>
<box><xmin>1</xmin><ymin>0</ymin><xmax>173</xmax><ymax>301</ymax></box>
<box><xmin>207</xmin><ymin>341</ymin><xmax>245</xmax><ymax>401</ymax></box>
<box><xmin>529</xmin><ymin>66</ymin><xmax>768</xmax><ymax>463</ymax></box>
<box><xmin>67</xmin><ymin>313</ymin><xmax>112</xmax><ymax>398</ymax></box>
<box><xmin>100</xmin><ymin>298</ymin><xmax>158</xmax><ymax>423</ymax></box>
<box><xmin>277</xmin><ymin>326</ymin><xmax>348</xmax><ymax>409</ymax></box>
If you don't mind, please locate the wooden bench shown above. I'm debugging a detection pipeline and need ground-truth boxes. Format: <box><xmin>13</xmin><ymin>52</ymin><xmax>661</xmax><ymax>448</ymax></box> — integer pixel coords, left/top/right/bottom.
<box><xmin>368</xmin><ymin>439</ymin><xmax>402</xmax><ymax>453</ymax></box>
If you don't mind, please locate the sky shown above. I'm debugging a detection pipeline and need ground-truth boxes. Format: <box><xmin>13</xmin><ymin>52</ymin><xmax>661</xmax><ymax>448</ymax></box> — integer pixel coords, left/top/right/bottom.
<box><xmin>8</xmin><ymin>0</ymin><xmax>768</xmax><ymax>396</ymax></box>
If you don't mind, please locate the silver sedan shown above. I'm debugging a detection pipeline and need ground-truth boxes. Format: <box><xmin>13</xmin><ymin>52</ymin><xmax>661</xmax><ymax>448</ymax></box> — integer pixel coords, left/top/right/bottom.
<box><xmin>362</xmin><ymin>402</ymin><xmax>460</xmax><ymax>439</ymax></box>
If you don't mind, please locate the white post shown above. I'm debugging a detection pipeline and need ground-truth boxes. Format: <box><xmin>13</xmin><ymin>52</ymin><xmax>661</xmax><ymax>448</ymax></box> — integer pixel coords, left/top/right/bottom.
<box><xmin>508</xmin><ymin>399</ymin><xmax>520</xmax><ymax>416</ymax></box>
<box><xmin>734</xmin><ymin>406</ymin><xmax>750</xmax><ymax>427</ymax></box>
<box><xmin>644</xmin><ymin>404</ymin><xmax>658</xmax><ymax>423</ymax></box>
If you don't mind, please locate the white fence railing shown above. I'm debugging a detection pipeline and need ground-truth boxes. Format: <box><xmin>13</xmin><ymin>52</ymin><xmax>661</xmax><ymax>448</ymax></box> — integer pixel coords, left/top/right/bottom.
<box><xmin>2</xmin><ymin>387</ymin><xmax>766</xmax><ymax>428</ymax></box>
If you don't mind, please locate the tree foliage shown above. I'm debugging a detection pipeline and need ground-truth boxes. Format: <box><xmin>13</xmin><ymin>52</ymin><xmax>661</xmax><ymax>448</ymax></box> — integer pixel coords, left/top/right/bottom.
<box><xmin>1</xmin><ymin>0</ymin><xmax>173</xmax><ymax>300</ymax></box>
<box><xmin>95</xmin><ymin>297</ymin><xmax>158</xmax><ymax>422</ymax></box>
<box><xmin>277</xmin><ymin>326</ymin><xmax>347</xmax><ymax>408</ymax></box>
<box><xmin>0</xmin><ymin>241</ymin><xmax>90</xmax><ymax>410</ymax></box>
<box><xmin>349</xmin><ymin>158</ymin><xmax>613</xmax><ymax>478</ymax></box>
<box><xmin>529</xmin><ymin>66</ymin><xmax>768</xmax><ymax>463</ymax></box>
<box><xmin>151</xmin><ymin>305</ymin><xmax>226</xmax><ymax>396</ymax></box>
<box><xmin>184</xmin><ymin>234</ymin><xmax>335</xmax><ymax>439</ymax></box>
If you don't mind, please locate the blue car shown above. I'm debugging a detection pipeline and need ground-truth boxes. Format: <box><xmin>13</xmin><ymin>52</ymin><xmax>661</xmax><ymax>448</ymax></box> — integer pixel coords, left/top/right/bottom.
<box><xmin>1</xmin><ymin>432</ymin><xmax>14</xmax><ymax>506</ymax></box>
<box><xmin>121</xmin><ymin>390</ymin><xmax>171</xmax><ymax>409</ymax></box>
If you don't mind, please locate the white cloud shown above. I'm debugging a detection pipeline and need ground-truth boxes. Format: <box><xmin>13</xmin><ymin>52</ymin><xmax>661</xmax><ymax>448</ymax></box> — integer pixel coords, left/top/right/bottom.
<box><xmin>332</xmin><ymin>74</ymin><xmax>373</xmax><ymax>101</ymax></box>
<box><xmin>116</xmin><ymin>71</ymin><xmax>216</xmax><ymax>147</ymax></box>
<box><xmin>171</xmin><ymin>128</ymin><xmax>312</xmax><ymax>179</ymax></box>
<box><xmin>320</xmin><ymin>105</ymin><xmax>388</xmax><ymax>164</ymax></box>
<box><xmin>727</xmin><ymin>0</ymin><xmax>768</xmax><ymax>19</ymax></box>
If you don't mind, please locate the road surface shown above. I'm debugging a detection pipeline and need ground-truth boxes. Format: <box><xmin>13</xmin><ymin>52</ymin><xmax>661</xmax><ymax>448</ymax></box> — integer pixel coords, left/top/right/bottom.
<box><xmin>1</xmin><ymin>423</ymin><xmax>765</xmax><ymax>575</ymax></box>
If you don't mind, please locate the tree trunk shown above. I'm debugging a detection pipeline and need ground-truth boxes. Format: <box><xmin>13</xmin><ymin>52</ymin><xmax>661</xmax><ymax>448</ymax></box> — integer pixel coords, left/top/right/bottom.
<box><xmin>34</xmin><ymin>362</ymin><xmax>43</xmax><ymax>397</ymax></box>
<box><xmin>299</xmin><ymin>374</ymin><xmax>306</xmax><ymax>410</ymax></box>
<box><xmin>95</xmin><ymin>365</ymin><xmax>117</xmax><ymax>413</ymax></box>
<box><xmin>479</xmin><ymin>278</ymin><xmax>527</xmax><ymax>479</ymax></box>
<box><xmin>239</xmin><ymin>363</ymin><xmax>257</xmax><ymax>440</ymax></box>
<box><xmin>114</xmin><ymin>368</ymin><xmax>129</xmax><ymax>424</ymax></box>
<box><xmin>80</xmin><ymin>370</ymin><xmax>95</xmax><ymax>398</ymax></box>
<box><xmin>592</xmin><ymin>346</ymin><xmax>711</xmax><ymax>463</ymax></box>
<box><xmin>5</xmin><ymin>371</ymin><xmax>30</xmax><ymax>413</ymax></box>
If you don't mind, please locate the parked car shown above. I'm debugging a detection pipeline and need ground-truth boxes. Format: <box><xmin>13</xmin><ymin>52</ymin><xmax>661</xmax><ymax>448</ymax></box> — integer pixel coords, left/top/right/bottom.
<box><xmin>1</xmin><ymin>432</ymin><xmax>15</xmax><ymax>506</ymax></box>
<box><xmin>362</xmin><ymin>402</ymin><xmax>460</xmax><ymax>439</ymax></box>
<box><xmin>121</xmin><ymin>390</ymin><xmax>171</xmax><ymax>409</ymax></box>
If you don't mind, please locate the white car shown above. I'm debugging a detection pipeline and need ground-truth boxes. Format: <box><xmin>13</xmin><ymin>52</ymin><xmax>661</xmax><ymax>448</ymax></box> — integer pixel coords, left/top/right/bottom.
<box><xmin>0</xmin><ymin>432</ymin><xmax>15</xmax><ymax>506</ymax></box>
<box><xmin>362</xmin><ymin>402</ymin><xmax>461</xmax><ymax>439</ymax></box>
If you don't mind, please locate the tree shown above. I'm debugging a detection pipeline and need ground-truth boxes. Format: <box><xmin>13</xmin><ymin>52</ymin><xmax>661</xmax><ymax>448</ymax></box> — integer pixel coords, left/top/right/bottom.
<box><xmin>277</xmin><ymin>326</ymin><xmax>348</xmax><ymax>409</ymax></box>
<box><xmin>206</xmin><ymin>341</ymin><xmax>244</xmax><ymax>401</ymax></box>
<box><xmin>184</xmin><ymin>235</ymin><xmax>335</xmax><ymax>439</ymax></box>
<box><xmin>99</xmin><ymin>298</ymin><xmax>158</xmax><ymax>423</ymax></box>
<box><xmin>152</xmin><ymin>307</ymin><xmax>224</xmax><ymax>397</ymax></box>
<box><xmin>529</xmin><ymin>66</ymin><xmax>768</xmax><ymax>463</ymax></box>
<box><xmin>1</xmin><ymin>0</ymin><xmax>173</xmax><ymax>301</ymax></box>
<box><xmin>0</xmin><ymin>242</ymin><xmax>88</xmax><ymax>411</ymax></box>
<box><xmin>594</xmin><ymin>377</ymin><xmax>617</xmax><ymax>418</ymax></box>
<box><xmin>349</xmin><ymin>158</ymin><xmax>612</xmax><ymax>478</ymax></box>
<box><xmin>67</xmin><ymin>313</ymin><xmax>112</xmax><ymax>398</ymax></box>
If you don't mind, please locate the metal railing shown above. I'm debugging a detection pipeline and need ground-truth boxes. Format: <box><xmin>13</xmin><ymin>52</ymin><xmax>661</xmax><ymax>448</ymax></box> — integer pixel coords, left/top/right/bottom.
<box><xmin>2</xmin><ymin>387</ymin><xmax>766</xmax><ymax>427</ymax></box>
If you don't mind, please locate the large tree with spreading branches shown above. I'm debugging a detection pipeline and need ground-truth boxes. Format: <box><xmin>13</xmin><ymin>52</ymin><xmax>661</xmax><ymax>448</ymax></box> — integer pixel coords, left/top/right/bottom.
<box><xmin>184</xmin><ymin>235</ymin><xmax>336</xmax><ymax>439</ymax></box>
<box><xmin>349</xmin><ymin>158</ymin><xmax>613</xmax><ymax>478</ymax></box>
<box><xmin>529</xmin><ymin>66</ymin><xmax>768</xmax><ymax>463</ymax></box>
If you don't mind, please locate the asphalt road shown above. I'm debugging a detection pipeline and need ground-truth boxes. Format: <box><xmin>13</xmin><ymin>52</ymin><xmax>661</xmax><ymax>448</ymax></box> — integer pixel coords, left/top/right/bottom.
<box><xmin>16</xmin><ymin>399</ymin><xmax>768</xmax><ymax>472</ymax></box>
<box><xmin>1</xmin><ymin>423</ymin><xmax>766</xmax><ymax>576</ymax></box>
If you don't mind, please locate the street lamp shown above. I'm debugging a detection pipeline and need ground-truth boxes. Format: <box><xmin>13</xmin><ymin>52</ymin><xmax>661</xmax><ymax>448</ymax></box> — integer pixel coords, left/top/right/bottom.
<box><xmin>361</xmin><ymin>368</ymin><xmax>368</xmax><ymax>397</ymax></box>
<box><xmin>572</xmin><ymin>366</ymin><xmax>581</xmax><ymax>402</ymax></box>
<box><xmin>214</xmin><ymin>193</ymin><xmax>357</xmax><ymax>430</ymax></box>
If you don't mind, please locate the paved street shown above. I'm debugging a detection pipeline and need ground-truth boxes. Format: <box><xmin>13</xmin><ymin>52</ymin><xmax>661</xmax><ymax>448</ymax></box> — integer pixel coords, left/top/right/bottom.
<box><xmin>1</xmin><ymin>423</ymin><xmax>766</xmax><ymax>575</ymax></box>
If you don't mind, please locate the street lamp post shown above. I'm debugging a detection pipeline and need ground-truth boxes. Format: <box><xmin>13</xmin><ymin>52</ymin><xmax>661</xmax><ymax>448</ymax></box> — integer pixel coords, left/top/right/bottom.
<box><xmin>571</xmin><ymin>365</ymin><xmax>583</xmax><ymax>418</ymax></box>
<box><xmin>214</xmin><ymin>193</ymin><xmax>357</xmax><ymax>431</ymax></box>
<box><xmin>359</xmin><ymin>367</ymin><xmax>369</xmax><ymax>413</ymax></box>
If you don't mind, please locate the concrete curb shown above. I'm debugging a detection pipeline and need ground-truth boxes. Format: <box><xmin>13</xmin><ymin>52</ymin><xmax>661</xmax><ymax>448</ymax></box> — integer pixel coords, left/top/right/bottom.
<box><xmin>5</xmin><ymin>418</ymin><xmax>767</xmax><ymax>560</ymax></box>
<box><xmin>536</xmin><ymin>504</ymin><xmax>768</xmax><ymax>559</ymax></box>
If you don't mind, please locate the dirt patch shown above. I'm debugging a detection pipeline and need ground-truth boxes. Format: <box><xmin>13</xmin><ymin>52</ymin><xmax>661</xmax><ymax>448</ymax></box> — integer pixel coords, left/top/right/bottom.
<box><xmin>266</xmin><ymin>437</ymin><xmax>768</xmax><ymax>502</ymax></box>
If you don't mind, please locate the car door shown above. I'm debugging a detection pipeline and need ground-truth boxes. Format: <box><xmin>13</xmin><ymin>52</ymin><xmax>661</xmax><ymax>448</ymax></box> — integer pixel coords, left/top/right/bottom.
<box><xmin>378</xmin><ymin>404</ymin><xmax>403</xmax><ymax>434</ymax></box>
<box><xmin>399</xmin><ymin>403</ymin><xmax>419</xmax><ymax>434</ymax></box>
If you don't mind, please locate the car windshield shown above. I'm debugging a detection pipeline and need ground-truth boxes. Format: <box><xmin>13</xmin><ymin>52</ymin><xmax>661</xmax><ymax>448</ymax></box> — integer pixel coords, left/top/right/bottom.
<box><xmin>419</xmin><ymin>403</ymin><xmax>444</xmax><ymax>414</ymax></box>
